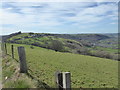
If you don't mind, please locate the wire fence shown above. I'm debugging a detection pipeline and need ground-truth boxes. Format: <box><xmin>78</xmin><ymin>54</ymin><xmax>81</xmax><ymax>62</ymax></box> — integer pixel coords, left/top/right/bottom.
<box><xmin>2</xmin><ymin>42</ymin><xmax>71</xmax><ymax>90</ymax></box>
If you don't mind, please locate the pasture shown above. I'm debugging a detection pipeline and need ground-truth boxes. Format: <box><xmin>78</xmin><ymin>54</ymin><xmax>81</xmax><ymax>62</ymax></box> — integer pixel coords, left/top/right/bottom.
<box><xmin>5</xmin><ymin>43</ymin><xmax>118</xmax><ymax>88</ymax></box>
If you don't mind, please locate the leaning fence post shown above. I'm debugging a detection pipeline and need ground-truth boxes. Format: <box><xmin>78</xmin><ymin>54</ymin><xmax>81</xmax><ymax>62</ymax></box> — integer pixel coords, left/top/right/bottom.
<box><xmin>4</xmin><ymin>43</ymin><xmax>7</xmax><ymax>54</ymax></box>
<box><xmin>62</xmin><ymin>72</ymin><xmax>71</xmax><ymax>90</ymax></box>
<box><xmin>11</xmin><ymin>45</ymin><xmax>14</xmax><ymax>59</ymax></box>
<box><xmin>55</xmin><ymin>71</ymin><xmax>63</xmax><ymax>90</ymax></box>
<box><xmin>18</xmin><ymin>46</ymin><xmax>28</xmax><ymax>73</ymax></box>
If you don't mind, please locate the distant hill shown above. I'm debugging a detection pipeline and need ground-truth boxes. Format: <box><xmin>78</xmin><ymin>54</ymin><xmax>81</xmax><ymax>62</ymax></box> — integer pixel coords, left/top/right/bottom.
<box><xmin>56</xmin><ymin>34</ymin><xmax>110</xmax><ymax>41</ymax></box>
<box><xmin>5</xmin><ymin>32</ymin><xmax>118</xmax><ymax>60</ymax></box>
<box><xmin>2</xmin><ymin>32</ymin><xmax>119</xmax><ymax>88</ymax></box>
<box><xmin>1</xmin><ymin>31</ymin><xmax>21</xmax><ymax>42</ymax></box>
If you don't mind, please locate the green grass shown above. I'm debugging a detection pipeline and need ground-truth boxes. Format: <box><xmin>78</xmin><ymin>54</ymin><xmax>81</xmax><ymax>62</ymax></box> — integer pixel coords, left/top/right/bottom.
<box><xmin>9</xmin><ymin>33</ymin><xmax>29</xmax><ymax>40</ymax></box>
<box><xmin>2</xmin><ymin>53</ymin><xmax>38</xmax><ymax>88</ymax></box>
<box><xmin>7</xmin><ymin>33</ymin><xmax>82</xmax><ymax>52</ymax></box>
<box><xmin>7</xmin><ymin>33</ymin><xmax>119</xmax><ymax>60</ymax></box>
<box><xmin>4</xmin><ymin>78</ymin><xmax>34</xmax><ymax>88</ymax></box>
<box><xmin>6</xmin><ymin>43</ymin><xmax>118</xmax><ymax>88</ymax></box>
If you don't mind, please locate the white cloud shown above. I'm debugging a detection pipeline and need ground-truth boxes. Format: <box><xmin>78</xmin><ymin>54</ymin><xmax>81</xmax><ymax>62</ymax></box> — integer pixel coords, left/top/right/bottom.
<box><xmin>80</xmin><ymin>4</ymin><xmax>117</xmax><ymax>16</ymax></box>
<box><xmin>0</xmin><ymin>2</ymin><xmax>118</xmax><ymax>34</ymax></box>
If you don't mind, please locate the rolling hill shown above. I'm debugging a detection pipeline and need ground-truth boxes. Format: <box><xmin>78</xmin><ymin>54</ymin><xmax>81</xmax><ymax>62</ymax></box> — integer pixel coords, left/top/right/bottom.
<box><xmin>2</xmin><ymin>32</ymin><xmax>119</xmax><ymax>88</ymax></box>
<box><xmin>5</xmin><ymin>32</ymin><xmax>119</xmax><ymax>60</ymax></box>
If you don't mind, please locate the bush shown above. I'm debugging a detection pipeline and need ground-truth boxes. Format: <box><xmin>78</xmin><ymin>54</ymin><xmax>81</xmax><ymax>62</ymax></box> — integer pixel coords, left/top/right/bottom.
<box><xmin>48</xmin><ymin>40</ymin><xmax>63</xmax><ymax>52</ymax></box>
<box><xmin>91</xmin><ymin>51</ymin><xmax>116</xmax><ymax>60</ymax></box>
<box><xmin>29</xmin><ymin>32</ymin><xmax>34</xmax><ymax>36</ymax></box>
<box><xmin>77</xmin><ymin>48</ymin><xmax>118</xmax><ymax>60</ymax></box>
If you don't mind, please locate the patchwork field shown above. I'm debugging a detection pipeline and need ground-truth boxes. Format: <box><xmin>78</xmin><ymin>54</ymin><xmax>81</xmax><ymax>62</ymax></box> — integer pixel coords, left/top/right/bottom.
<box><xmin>4</xmin><ymin>43</ymin><xmax>118</xmax><ymax>88</ymax></box>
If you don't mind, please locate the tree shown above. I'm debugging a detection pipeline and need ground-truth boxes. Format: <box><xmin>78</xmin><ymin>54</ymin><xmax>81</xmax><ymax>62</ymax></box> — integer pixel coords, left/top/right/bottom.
<box><xmin>49</xmin><ymin>40</ymin><xmax>63</xmax><ymax>52</ymax></box>
<box><xmin>29</xmin><ymin>32</ymin><xmax>34</xmax><ymax>36</ymax></box>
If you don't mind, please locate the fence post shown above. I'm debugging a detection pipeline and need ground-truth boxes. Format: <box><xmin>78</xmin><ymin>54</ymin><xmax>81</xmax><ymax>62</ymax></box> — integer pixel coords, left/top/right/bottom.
<box><xmin>11</xmin><ymin>45</ymin><xmax>14</xmax><ymax>59</ymax></box>
<box><xmin>62</xmin><ymin>72</ymin><xmax>71</xmax><ymax>90</ymax></box>
<box><xmin>18</xmin><ymin>46</ymin><xmax>28</xmax><ymax>73</ymax></box>
<box><xmin>4</xmin><ymin>43</ymin><xmax>7</xmax><ymax>54</ymax></box>
<box><xmin>55</xmin><ymin>71</ymin><xmax>63</xmax><ymax>90</ymax></box>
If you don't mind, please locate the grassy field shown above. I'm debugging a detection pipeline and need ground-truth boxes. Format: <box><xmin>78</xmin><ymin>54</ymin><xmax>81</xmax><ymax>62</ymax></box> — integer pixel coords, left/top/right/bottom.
<box><xmin>2</xmin><ymin>50</ymin><xmax>50</xmax><ymax>89</ymax></box>
<box><xmin>5</xmin><ymin>43</ymin><xmax>118</xmax><ymax>88</ymax></box>
<box><xmin>2</xmin><ymin>53</ymin><xmax>37</xmax><ymax>88</ymax></box>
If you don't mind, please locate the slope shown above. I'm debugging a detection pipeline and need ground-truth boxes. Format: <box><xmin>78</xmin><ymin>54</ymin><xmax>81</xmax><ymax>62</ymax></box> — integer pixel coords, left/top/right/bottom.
<box><xmin>5</xmin><ymin>43</ymin><xmax>118</xmax><ymax>88</ymax></box>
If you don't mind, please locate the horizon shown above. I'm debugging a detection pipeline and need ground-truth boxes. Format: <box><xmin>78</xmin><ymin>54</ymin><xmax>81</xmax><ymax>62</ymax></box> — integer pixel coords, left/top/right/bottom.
<box><xmin>0</xmin><ymin>2</ymin><xmax>118</xmax><ymax>35</ymax></box>
<box><xmin>0</xmin><ymin>31</ymin><xmax>118</xmax><ymax>36</ymax></box>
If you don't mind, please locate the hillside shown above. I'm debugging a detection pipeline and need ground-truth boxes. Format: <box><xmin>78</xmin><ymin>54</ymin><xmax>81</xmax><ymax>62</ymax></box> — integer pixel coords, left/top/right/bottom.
<box><xmin>6</xmin><ymin>32</ymin><xmax>119</xmax><ymax>60</ymax></box>
<box><xmin>3</xmin><ymin>43</ymin><xmax>118</xmax><ymax>88</ymax></box>
<box><xmin>2</xmin><ymin>52</ymin><xmax>49</xmax><ymax>89</ymax></box>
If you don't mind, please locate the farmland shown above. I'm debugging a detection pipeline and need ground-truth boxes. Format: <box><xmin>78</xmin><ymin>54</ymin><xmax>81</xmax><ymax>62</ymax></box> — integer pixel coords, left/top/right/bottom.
<box><xmin>4</xmin><ymin>43</ymin><xmax>118</xmax><ymax>88</ymax></box>
<box><xmin>1</xmin><ymin>1</ymin><xmax>119</xmax><ymax>89</ymax></box>
<box><xmin>6</xmin><ymin>33</ymin><xmax>119</xmax><ymax>60</ymax></box>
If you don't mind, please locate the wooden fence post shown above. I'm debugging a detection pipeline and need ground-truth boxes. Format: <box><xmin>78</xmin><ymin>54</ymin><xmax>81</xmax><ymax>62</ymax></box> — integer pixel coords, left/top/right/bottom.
<box><xmin>55</xmin><ymin>71</ymin><xmax>63</xmax><ymax>90</ymax></box>
<box><xmin>62</xmin><ymin>72</ymin><xmax>71</xmax><ymax>90</ymax></box>
<box><xmin>18</xmin><ymin>46</ymin><xmax>28</xmax><ymax>73</ymax></box>
<box><xmin>11</xmin><ymin>45</ymin><xmax>14</xmax><ymax>59</ymax></box>
<box><xmin>4</xmin><ymin>43</ymin><xmax>7</xmax><ymax>54</ymax></box>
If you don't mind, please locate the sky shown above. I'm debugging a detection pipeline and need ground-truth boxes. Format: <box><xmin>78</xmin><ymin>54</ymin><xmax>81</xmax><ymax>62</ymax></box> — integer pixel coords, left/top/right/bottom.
<box><xmin>0</xmin><ymin>2</ymin><xmax>118</xmax><ymax>35</ymax></box>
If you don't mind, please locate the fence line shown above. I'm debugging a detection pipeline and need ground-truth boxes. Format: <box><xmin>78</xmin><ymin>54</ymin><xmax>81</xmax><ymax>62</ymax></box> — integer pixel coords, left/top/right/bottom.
<box><xmin>3</xmin><ymin>43</ymin><xmax>71</xmax><ymax>89</ymax></box>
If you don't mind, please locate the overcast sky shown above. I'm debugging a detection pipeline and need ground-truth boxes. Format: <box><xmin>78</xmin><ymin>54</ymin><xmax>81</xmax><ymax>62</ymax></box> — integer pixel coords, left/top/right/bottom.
<box><xmin>0</xmin><ymin>2</ymin><xmax>118</xmax><ymax>35</ymax></box>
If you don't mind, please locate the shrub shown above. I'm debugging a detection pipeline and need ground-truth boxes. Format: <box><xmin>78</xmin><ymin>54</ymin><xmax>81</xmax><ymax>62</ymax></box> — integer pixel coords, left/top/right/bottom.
<box><xmin>29</xmin><ymin>32</ymin><xmax>34</xmax><ymax>36</ymax></box>
<box><xmin>77</xmin><ymin>48</ymin><xmax>118</xmax><ymax>60</ymax></box>
<box><xmin>91</xmin><ymin>51</ymin><xmax>116</xmax><ymax>60</ymax></box>
<box><xmin>48</xmin><ymin>40</ymin><xmax>63</xmax><ymax>52</ymax></box>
